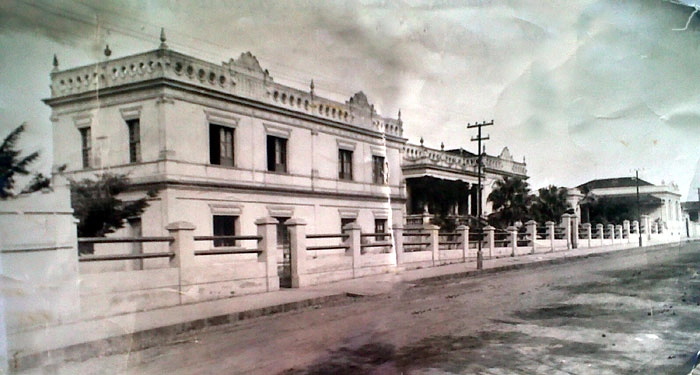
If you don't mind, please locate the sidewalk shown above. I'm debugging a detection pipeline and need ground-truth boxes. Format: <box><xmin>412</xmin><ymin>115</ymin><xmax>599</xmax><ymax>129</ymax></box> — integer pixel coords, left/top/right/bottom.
<box><xmin>9</xmin><ymin>238</ymin><xmax>689</xmax><ymax>371</ymax></box>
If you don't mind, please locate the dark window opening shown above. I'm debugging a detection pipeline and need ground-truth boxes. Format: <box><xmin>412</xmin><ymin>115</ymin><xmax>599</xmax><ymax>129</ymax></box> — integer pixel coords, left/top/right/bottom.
<box><xmin>341</xmin><ymin>217</ymin><xmax>356</xmax><ymax>233</ymax></box>
<box><xmin>127</xmin><ymin>119</ymin><xmax>141</xmax><ymax>163</ymax></box>
<box><xmin>375</xmin><ymin>219</ymin><xmax>387</xmax><ymax>241</ymax></box>
<box><xmin>338</xmin><ymin>149</ymin><xmax>353</xmax><ymax>180</ymax></box>
<box><xmin>213</xmin><ymin>215</ymin><xmax>237</xmax><ymax>247</ymax></box>
<box><xmin>372</xmin><ymin>155</ymin><xmax>385</xmax><ymax>184</ymax></box>
<box><xmin>267</xmin><ymin>135</ymin><xmax>287</xmax><ymax>172</ymax></box>
<box><xmin>80</xmin><ymin>127</ymin><xmax>91</xmax><ymax>168</ymax></box>
<box><xmin>274</xmin><ymin>216</ymin><xmax>291</xmax><ymax>247</ymax></box>
<box><xmin>210</xmin><ymin>124</ymin><xmax>234</xmax><ymax>166</ymax></box>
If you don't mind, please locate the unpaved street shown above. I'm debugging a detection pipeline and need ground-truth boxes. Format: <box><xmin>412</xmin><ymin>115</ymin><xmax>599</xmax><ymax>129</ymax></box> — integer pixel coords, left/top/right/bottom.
<box><xmin>27</xmin><ymin>242</ymin><xmax>700</xmax><ymax>374</ymax></box>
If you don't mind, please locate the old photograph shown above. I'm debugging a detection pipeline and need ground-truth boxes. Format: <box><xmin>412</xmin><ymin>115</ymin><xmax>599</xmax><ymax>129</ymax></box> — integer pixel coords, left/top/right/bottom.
<box><xmin>2</xmin><ymin>1</ymin><xmax>700</xmax><ymax>374</ymax></box>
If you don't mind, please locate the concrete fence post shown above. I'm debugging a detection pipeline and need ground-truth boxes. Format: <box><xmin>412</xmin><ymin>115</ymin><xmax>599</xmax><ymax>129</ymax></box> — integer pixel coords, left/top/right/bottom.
<box><xmin>652</xmin><ymin>221</ymin><xmax>658</xmax><ymax>235</ymax></box>
<box><xmin>546</xmin><ymin>221</ymin><xmax>555</xmax><ymax>251</ymax></box>
<box><xmin>508</xmin><ymin>226</ymin><xmax>518</xmax><ymax>257</ymax></box>
<box><xmin>615</xmin><ymin>225</ymin><xmax>623</xmax><ymax>244</ymax></box>
<box><xmin>641</xmin><ymin>215</ymin><xmax>650</xmax><ymax>239</ymax></box>
<box><xmin>571</xmin><ymin>215</ymin><xmax>579</xmax><ymax>249</ymax></box>
<box><xmin>623</xmin><ymin>220</ymin><xmax>630</xmax><ymax>243</ymax></box>
<box><xmin>562</xmin><ymin>214</ymin><xmax>572</xmax><ymax>250</ymax></box>
<box><xmin>607</xmin><ymin>224</ymin><xmax>615</xmax><ymax>244</ymax></box>
<box><xmin>484</xmin><ymin>225</ymin><xmax>495</xmax><ymax>259</ymax></box>
<box><xmin>456</xmin><ymin>225</ymin><xmax>469</xmax><ymax>262</ymax></box>
<box><xmin>255</xmin><ymin>217</ymin><xmax>279</xmax><ymax>292</ymax></box>
<box><xmin>526</xmin><ymin>220</ymin><xmax>537</xmax><ymax>254</ymax></box>
<box><xmin>393</xmin><ymin>223</ymin><xmax>404</xmax><ymax>267</ymax></box>
<box><xmin>285</xmin><ymin>218</ymin><xmax>307</xmax><ymax>288</ymax></box>
<box><xmin>344</xmin><ymin>222</ymin><xmax>363</xmax><ymax>277</ymax></box>
<box><xmin>596</xmin><ymin>224</ymin><xmax>604</xmax><ymax>246</ymax></box>
<box><xmin>166</xmin><ymin>221</ymin><xmax>196</xmax><ymax>303</ymax></box>
<box><xmin>582</xmin><ymin>223</ymin><xmax>592</xmax><ymax>248</ymax></box>
<box><xmin>425</xmin><ymin>223</ymin><xmax>440</xmax><ymax>266</ymax></box>
<box><xmin>632</xmin><ymin>220</ymin><xmax>639</xmax><ymax>235</ymax></box>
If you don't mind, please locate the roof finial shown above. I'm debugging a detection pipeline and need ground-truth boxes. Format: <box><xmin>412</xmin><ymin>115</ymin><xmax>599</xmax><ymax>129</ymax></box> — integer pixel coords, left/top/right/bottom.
<box><xmin>441</xmin><ymin>142</ymin><xmax>444</xmax><ymax>151</ymax></box>
<box><xmin>420</xmin><ymin>137</ymin><xmax>424</xmax><ymax>147</ymax></box>
<box><xmin>159</xmin><ymin>27</ymin><xmax>168</xmax><ymax>49</ymax></box>
<box><xmin>52</xmin><ymin>54</ymin><xmax>59</xmax><ymax>71</ymax></box>
<box><xmin>104</xmin><ymin>44</ymin><xmax>112</xmax><ymax>57</ymax></box>
<box><xmin>310</xmin><ymin>79</ymin><xmax>315</xmax><ymax>99</ymax></box>
<box><xmin>398</xmin><ymin>108</ymin><xmax>401</xmax><ymax>120</ymax></box>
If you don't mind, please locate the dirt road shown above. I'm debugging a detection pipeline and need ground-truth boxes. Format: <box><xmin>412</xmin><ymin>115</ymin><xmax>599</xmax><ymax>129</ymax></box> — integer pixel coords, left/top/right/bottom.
<box><xmin>24</xmin><ymin>241</ymin><xmax>700</xmax><ymax>374</ymax></box>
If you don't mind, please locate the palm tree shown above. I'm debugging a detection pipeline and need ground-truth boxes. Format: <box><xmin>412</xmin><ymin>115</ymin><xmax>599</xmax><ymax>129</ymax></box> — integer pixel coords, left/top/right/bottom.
<box><xmin>531</xmin><ymin>185</ymin><xmax>572</xmax><ymax>225</ymax></box>
<box><xmin>0</xmin><ymin>123</ymin><xmax>40</xmax><ymax>198</ymax></box>
<box><xmin>487</xmin><ymin>176</ymin><xmax>532</xmax><ymax>228</ymax></box>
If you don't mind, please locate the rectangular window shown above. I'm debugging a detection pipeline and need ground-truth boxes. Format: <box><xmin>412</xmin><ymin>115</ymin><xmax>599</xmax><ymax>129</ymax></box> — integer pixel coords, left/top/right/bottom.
<box><xmin>127</xmin><ymin>119</ymin><xmax>141</xmax><ymax>163</ymax></box>
<box><xmin>80</xmin><ymin>127</ymin><xmax>91</xmax><ymax>168</ymax></box>
<box><xmin>375</xmin><ymin>219</ymin><xmax>387</xmax><ymax>241</ymax></box>
<box><xmin>212</xmin><ymin>215</ymin><xmax>237</xmax><ymax>247</ymax></box>
<box><xmin>274</xmin><ymin>216</ymin><xmax>291</xmax><ymax>247</ymax></box>
<box><xmin>267</xmin><ymin>136</ymin><xmax>287</xmax><ymax>172</ymax></box>
<box><xmin>372</xmin><ymin>155</ymin><xmax>385</xmax><ymax>184</ymax></box>
<box><xmin>341</xmin><ymin>217</ymin><xmax>356</xmax><ymax>233</ymax></box>
<box><xmin>209</xmin><ymin>124</ymin><xmax>234</xmax><ymax>166</ymax></box>
<box><xmin>338</xmin><ymin>149</ymin><xmax>353</xmax><ymax>180</ymax></box>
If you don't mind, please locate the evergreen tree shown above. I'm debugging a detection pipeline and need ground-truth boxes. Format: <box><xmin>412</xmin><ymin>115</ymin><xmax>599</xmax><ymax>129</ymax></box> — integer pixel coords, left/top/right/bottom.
<box><xmin>0</xmin><ymin>124</ymin><xmax>42</xmax><ymax>198</ymax></box>
<box><xmin>70</xmin><ymin>173</ymin><xmax>155</xmax><ymax>254</ymax></box>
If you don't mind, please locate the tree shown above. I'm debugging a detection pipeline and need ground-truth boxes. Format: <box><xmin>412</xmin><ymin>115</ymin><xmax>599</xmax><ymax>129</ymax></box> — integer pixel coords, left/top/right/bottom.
<box><xmin>70</xmin><ymin>173</ymin><xmax>155</xmax><ymax>254</ymax></box>
<box><xmin>530</xmin><ymin>185</ymin><xmax>572</xmax><ymax>225</ymax></box>
<box><xmin>0</xmin><ymin>123</ymin><xmax>47</xmax><ymax>198</ymax></box>
<box><xmin>487</xmin><ymin>176</ymin><xmax>532</xmax><ymax>228</ymax></box>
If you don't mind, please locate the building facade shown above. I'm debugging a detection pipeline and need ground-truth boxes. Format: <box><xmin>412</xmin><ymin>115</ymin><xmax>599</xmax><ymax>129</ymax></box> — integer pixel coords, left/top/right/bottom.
<box><xmin>44</xmin><ymin>36</ymin><xmax>527</xmax><ymax>268</ymax></box>
<box><xmin>573</xmin><ymin>177</ymin><xmax>684</xmax><ymax>236</ymax></box>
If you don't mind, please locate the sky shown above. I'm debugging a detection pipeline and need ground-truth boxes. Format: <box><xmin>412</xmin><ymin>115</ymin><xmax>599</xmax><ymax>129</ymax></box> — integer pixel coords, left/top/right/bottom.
<box><xmin>1</xmin><ymin>0</ymin><xmax>700</xmax><ymax>200</ymax></box>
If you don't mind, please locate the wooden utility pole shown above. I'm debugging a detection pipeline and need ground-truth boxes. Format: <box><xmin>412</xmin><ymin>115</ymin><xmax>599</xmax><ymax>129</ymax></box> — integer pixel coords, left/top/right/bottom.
<box><xmin>468</xmin><ymin>120</ymin><xmax>493</xmax><ymax>270</ymax></box>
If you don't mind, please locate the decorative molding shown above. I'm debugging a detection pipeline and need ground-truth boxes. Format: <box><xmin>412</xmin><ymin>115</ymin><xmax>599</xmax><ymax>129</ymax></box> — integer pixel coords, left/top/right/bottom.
<box><xmin>209</xmin><ymin>203</ymin><xmax>243</xmax><ymax>215</ymax></box>
<box><xmin>204</xmin><ymin>109</ymin><xmax>240</xmax><ymax>127</ymax></box>
<box><xmin>119</xmin><ymin>105</ymin><xmax>142</xmax><ymax>120</ymax></box>
<box><xmin>72</xmin><ymin>113</ymin><xmax>92</xmax><ymax>129</ymax></box>
<box><xmin>372</xmin><ymin>210</ymin><xmax>389</xmax><ymax>219</ymax></box>
<box><xmin>370</xmin><ymin>145</ymin><xmax>387</xmax><ymax>157</ymax></box>
<box><xmin>338</xmin><ymin>208</ymin><xmax>359</xmax><ymax>219</ymax></box>
<box><xmin>337</xmin><ymin>139</ymin><xmax>356</xmax><ymax>151</ymax></box>
<box><xmin>263</xmin><ymin>122</ymin><xmax>292</xmax><ymax>139</ymax></box>
<box><xmin>266</xmin><ymin>205</ymin><xmax>295</xmax><ymax>218</ymax></box>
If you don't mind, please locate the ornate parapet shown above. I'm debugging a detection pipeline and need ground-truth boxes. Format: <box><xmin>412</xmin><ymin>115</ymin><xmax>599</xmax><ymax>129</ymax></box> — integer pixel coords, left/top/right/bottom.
<box><xmin>47</xmin><ymin>48</ymin><xmax>403</xmax><ymax>137</ymax></box>
<box><xmin>402</xmin><ymin>143</ymin><xmax>527</xmax><ymax>177</ymax></box>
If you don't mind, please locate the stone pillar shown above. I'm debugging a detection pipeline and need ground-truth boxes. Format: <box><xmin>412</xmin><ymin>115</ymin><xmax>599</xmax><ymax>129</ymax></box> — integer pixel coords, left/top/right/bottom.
<box><xmin>508</xmin><ymin>226</ymin><xmax>518</xmax><ymax>257</ymax></box>
<box><xmin>546</xmin><ymin>221</ymin><xmax>555</xmax><ymax>251</ymax></box>
<box><xmin>607</xmin><ymin>224</ymin><xmax>615</xmax><ymax>244</ymax></box>
<box><xmin>393</xmin><ymin>223</ymin><xmax>404</xmax><ymax>266</ymax></box>
<box><xmin>562</xmin><ymin>214</ymin><xmax>572</xmax><ymax>250</ymax></box>
<box><xmin>255</xmin><ymin>217</ymin><xmax>279</xmax><ymax>292</ymax></box>
<box><xmin>166</xmin><ymin>221</ymin><xmax>196</xmax><ymax>303</ymax></box>
<box><xmin>623</xmin><ymin>220</ymin><xmax>630</xmax><ymax>243</ymax></box>
<box><xmin>526</xmin><ymin>220</ymin><xmax>537</xmax><ymax>254</ymax></box>
<box><xmin>596</xmin><ymin>224</ymin><xmax>604</xmax><ymax>246</ymax></box>
<box><xmin>456</xmin><ymin>225</ymin><xmax>469</xmax><ymax>262</ymax></box>
<box><xmin>425</xmin><ymin>223</ymin><xmax>440</xmax><ymax>266</ymax></box>
<box><xmin>571</xmin><ymin>215</ymin><xmax>579</xmax><ymax>249</ymax></box>
<box><xmin>641</xmin><ymin>215</ymin><xmax>650</xmax><ymax>239</ymax></box>
<box><xmin>344</xmin><ymin>222</ymin><xmax>363</xmax><ymax>277</ymax></box>
<box><xmin>582</xmin><ymin>223</ymin><xmax>592</xmax><ymax>248</ymax></box>
<box><xmin>615</xmin><ymin>225</ymin><xmax>623</xmax><ymax>243</ymax></box>
<box><xmin>632</xmin><ymin>220</ymin><xmax>639</xmax><ymax>235</ymax></box>
<box><xmin>286</xmin><ymin>218</ymin><xmax>307</xmax><ymax>288</ymax></box>
<box><xmin>484</xmin><ymin>225</ymin><xmax>495</xmax><ymax>259</ymax></box>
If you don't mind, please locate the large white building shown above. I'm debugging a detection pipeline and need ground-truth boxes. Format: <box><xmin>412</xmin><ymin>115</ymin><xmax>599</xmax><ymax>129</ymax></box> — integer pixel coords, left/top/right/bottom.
<box><xmin>45</xmin><ymin>34</ymin><xmax>527</xmax><ymax>281</ymax></box>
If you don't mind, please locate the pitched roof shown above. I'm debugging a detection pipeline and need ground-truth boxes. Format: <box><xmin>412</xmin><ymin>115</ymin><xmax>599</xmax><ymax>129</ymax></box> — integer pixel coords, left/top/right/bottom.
<box><xmin>577</xmin><ymin>177</ymin><xmax>653</xmax><ymax>191</ymax></box>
